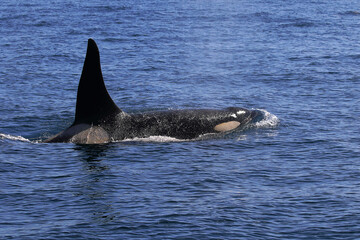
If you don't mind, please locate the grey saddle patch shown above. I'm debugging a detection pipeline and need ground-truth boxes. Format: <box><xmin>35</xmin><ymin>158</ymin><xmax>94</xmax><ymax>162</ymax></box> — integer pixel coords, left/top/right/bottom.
<box><xmin>45</xmin><ymin>124</ymin><xmax>109</xmax><ymax>144</ymax></box>
<box><xmin>69</xmin><ymin>124</ymin><xmax>110</xmax><ymax>144</ymax></box>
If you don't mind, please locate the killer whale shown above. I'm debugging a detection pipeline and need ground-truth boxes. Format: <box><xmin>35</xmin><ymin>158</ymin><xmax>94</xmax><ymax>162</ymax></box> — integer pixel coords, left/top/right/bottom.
<box><xmin>44</xmin><ymin>39</ymin><xmax>262</xmax><ymax>144</ymax></box>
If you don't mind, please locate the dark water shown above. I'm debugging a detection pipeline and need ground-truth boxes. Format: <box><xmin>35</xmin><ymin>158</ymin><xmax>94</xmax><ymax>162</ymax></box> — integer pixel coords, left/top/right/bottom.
<box><xmin>1</xmin><ymin>0</ymin><xmax>360</xmax><ymax>239</ymax></box>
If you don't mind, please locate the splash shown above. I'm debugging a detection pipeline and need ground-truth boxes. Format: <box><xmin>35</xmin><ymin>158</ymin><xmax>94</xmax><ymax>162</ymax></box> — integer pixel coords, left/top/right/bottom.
<box><xmin>253</xmin><ymin>109</ymin><xmax>280</xmax><ymax>128</ymax></box>
<box><xmin>0</xmin><ymin>133</ymin><xmax>30</xmax><ymax>142</ymax></box>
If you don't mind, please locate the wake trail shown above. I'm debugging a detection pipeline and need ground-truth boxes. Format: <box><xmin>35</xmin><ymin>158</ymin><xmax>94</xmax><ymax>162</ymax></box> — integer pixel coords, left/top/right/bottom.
<box><xmin>0</xmin><ymin>133</ymin><xmax>31</xmax><ymax>142</ymax></box>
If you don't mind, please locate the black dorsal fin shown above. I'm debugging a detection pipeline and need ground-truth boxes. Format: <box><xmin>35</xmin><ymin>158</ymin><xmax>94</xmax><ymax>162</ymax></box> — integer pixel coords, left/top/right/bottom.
<box><xmin>73</xmin><ymin>39</ymin><xmax>121</xmax><ymax>125</ymax></box>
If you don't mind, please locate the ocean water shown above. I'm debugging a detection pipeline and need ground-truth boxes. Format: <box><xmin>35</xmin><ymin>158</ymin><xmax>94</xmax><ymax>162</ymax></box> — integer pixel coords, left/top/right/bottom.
<box><xmin>1</xmin><ymin>0</ymin><xmax>360</xmax><ymax>239</ymax></box>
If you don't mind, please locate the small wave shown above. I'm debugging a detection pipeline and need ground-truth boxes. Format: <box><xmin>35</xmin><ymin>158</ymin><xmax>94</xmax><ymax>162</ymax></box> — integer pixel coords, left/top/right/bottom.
<box><xmin>284</xmin><ymin>21</ymin><xmax>315</xmax><ymax>28</ymax></box>
<box><xmin>341</xmin><ymin>11</ymin><xmax>360</xmax><ymax>16</ymax></box>
<box><xmin>0</xmin><ymin>133</ymin><xmax>30</xmax><ymax>142</ymax></box>
<box><xmin>253</xmin><ymin>109</ymin><xmax>280</xmax><ymax>128</ymax></box>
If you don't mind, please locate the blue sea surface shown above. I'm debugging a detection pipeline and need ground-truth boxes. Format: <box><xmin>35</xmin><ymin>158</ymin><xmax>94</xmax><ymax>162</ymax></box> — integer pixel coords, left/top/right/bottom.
<box><xmin>1</xmin><ymin>0</ymin><xmax>360</xmax><ymax>239</ymax></box>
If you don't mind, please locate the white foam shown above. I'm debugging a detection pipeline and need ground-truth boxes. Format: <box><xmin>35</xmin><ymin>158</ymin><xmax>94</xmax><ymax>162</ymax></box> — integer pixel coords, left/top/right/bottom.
<box><xmin>237</xmin><ymin>110</ymin><xmax>246</xmax><ymax>115</ymax></box>
<box><xmin>120</xmin><ymin>135</ymin><xmax>186</xmax><ymax>143</ymax></box>
<box><xmin>236</xmin><ymin>134</ymin><xmax>248</xmax><ymax>141</ymax></box>
<box><xmin>0</xmin><ymin>133</ymin><xmax>30</xmax><ymax>142</ymax></box>
<box><xmin>253</xmin><ymin>109</ymin><xmax>280</xmax><ymax>128</ymax></box>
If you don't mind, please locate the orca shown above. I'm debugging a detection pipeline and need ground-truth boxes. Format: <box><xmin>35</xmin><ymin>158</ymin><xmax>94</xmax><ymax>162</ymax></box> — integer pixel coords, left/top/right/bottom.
<box><xmin>44</xmin><ymin>39</ymin><xmax>263</xmax><ymax>144</ymax></box>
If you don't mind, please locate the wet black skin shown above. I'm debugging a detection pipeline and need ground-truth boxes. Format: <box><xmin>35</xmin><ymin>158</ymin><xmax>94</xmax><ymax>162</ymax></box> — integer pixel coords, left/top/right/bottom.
<box><xmin>107</xmin><ymin>107</ymin><xmax>261</xmax><ymax>140</ymax></box>
<box><xmin>45</xmin><ymin>39</ymin><xmax>262</xmax><ymax>143</ymax></box>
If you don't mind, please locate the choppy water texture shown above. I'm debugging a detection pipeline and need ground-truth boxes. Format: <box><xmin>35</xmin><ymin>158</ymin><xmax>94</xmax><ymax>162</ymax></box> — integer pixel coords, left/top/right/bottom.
<box><xmin>1</xmin><ymin>1</ymin><xmax>360</xmax><ymax>239</ymax></box>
